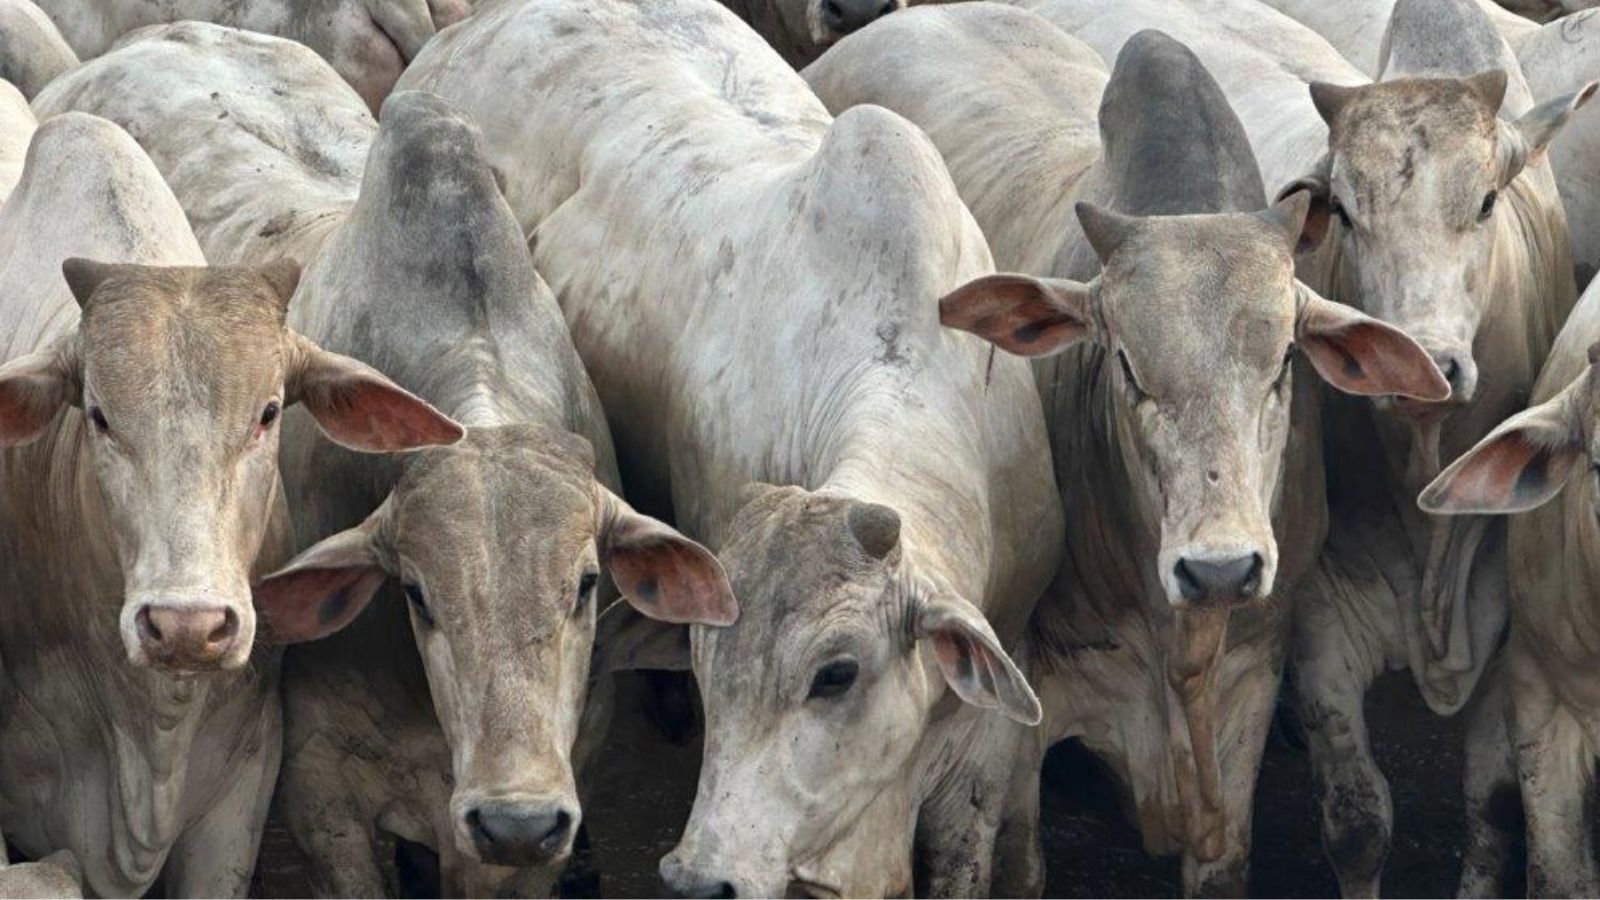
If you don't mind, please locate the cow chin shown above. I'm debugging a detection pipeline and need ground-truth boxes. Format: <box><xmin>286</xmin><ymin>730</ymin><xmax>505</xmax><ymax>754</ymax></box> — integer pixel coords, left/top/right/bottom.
<box><xmin>660</xmin><ymin>839</ymin><xmax>790</xmax><ymax>899</ymax></box>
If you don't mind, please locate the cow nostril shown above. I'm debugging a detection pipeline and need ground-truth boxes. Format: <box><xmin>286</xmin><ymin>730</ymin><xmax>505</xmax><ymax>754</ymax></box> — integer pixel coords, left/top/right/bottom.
<box><xmin>714</xmin><ymin>883</ymin><xmax>736</xmax><ymax>899</ymax></box>
<box><xmin>1441</xmin><ymin>358</ymin><xmax>1462</xmax><ymax>388</ymax></box>
<box><xmin>207</xmin><ymin>608</ymin><xmax>239</xmax><ymax>646</ymax></box>
<box><xmin>1175</xmin><ymin>559</ymin><xmax>1204</xmax><ymax>602</ymax></box>
<box><xmin>822</xmin><ymin>0</ymin><xmax>843</xmax><ymax>23</ymax></box>
<box><xmin>547</xmin><ymin>808</ymin><xmax>573</xmax><ymax>843</ymax></box>
<box><xmin>136</xmin><ymin>605</ymin><xmax>161</xmax><ymax>642</ymax></box>
<box><xmin>465</xmin><ymin>808</ymin><xmax>489</xmax><ymax>845</ymax></box>
<box><xmin>875</xmin><ymin>0</ymin><xmax>895</xmax><ymax>17</ymax></box>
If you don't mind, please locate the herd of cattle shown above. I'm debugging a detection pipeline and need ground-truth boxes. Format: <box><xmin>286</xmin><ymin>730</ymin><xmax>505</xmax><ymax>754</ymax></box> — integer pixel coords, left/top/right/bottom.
<box><xmin>5</xmin><ymin>0</ymin><xmax>1600</xmax><ymax>897</ymax></box>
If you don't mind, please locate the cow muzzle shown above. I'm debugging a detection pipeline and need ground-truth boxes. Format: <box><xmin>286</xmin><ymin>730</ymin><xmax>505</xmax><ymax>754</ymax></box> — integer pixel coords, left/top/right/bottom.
<box><xmin>1170</xmin><ymin>550</ymin><xmax>1266</xmax><ymax>609</ymax></box>
<box><xmin>460</xmin><ymin>795</ymin><xmax>579</xmax><ymax>867</ymax></box>
<box><xmin>127</xmin><ymin>596</ymin><xmax>245</xmax><ymax>673</ymax></box>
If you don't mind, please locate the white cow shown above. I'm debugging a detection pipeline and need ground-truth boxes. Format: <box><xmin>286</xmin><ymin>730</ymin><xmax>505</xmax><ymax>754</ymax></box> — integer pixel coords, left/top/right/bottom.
<box><xmin>0</xmin><ymin>0</ymin><xmax>75</xmax><ymax>98</ymax></box>
<box><xmin>31</xmin><ymin>0</ymin><xmax>469</xmax><ymax>111</ymax></box>
<box><xmin>1261</xmin><ymin>0</ymin><xmax>1600</xmax><ymax>287</ymax></box>
<box><xmin>0</xmin><ymin>111</ymin><xmax>456</xmax><ymax>897</ymax></box>
<box><xmin>1023</xmin><ymin>0</ymin><xmax>1586</xmax><ymax>893</ymax></box>
<box><xmin>399</xmin><ymin>0</ymin><xmax>1065</xmax><ymax>894</ymax></box>
<box><xmin>0</xmin><ymin>80</ymin><xmax>34</xmax><ymax>204</ymax></box>
<box><xmin>37</xmin><ymin>22</ymin><xmax>738</xmax><ymax>896</ymax></box>
<box><xmin>809</xmin><ymin>9</ymin><xmax>1447</xmax><ymax>894</ymax></box>
<box><xmin>1422</xmin><ymin>266</ymin><xmax>1600</xmax><ymax>895</ymax></box>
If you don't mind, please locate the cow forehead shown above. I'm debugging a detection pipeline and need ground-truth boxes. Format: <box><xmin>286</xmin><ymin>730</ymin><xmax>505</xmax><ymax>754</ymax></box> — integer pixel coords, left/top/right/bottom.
<box><xmin>390</xmin><ymin>426</ymin><xmax>600</xmax><ymax>589</ymax></box>
<box><xmin>81</xmin><ymin>266</ymin><xmax>287</xmax><ymax>414</ymax></box>
<box><xmin>1101</xmin><ymin>218</ymin><xmax>1297</xmax><ymax>380</ymax></box>
<box><xmin>708</xmin><ymin>491</ymin><xmax>895</xmax><ymax>670</ymax></box>
<box><xmin>1333</xmin><ymin>81</ymin><xmax>1497</xmax><ymax>178</ymax></box>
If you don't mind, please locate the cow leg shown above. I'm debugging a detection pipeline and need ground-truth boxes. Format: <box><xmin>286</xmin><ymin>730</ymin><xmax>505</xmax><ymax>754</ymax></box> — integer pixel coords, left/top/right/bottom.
<box><xmin>162</xmin><ymin>733</ymin><xmax>281</xmax><ymax>898</ymax></box>
<box><xmin>1293</xmin><ymin>570</ymin><xmax>1390</xmax><ymax>899</ymax></box>
<box><xmin>991</xmin><ymin>725</ymin><xmax>1049</xmax><ymax>899</ymax></box>
<box><xmin>1509</xmin><ymin>650</ymin><xmax>1597</xmax><ymax>897</ymax></box>
<box><xmin>915</xmin><ymin>715</ymin><xmax>1023</xmax><ymax>897</ymax></box>
<box><xmin>1458</xmin><ymin>661</ymin><xmax>1521</xmax><ymax>899</ymax></box>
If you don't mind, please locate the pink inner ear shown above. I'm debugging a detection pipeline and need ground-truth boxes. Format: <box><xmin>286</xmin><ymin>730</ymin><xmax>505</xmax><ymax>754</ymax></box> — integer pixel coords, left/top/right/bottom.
<box><xmin>1427</xmin><ymin>433</ymin><xmax>1558</xmax><ymax>513</ymax></box>
<box><xmin>1303</xmin><ymin>321</ymin><xmax>1450</xmax><ymax>402</ymax></box>
<box><xmin>0</xmin><ymin>370</ymin><xmax>66</xmax><ymax>447</ymax></box>
<box><xmin>254</xmin><ymin>566</ymin><xmax>385</xmax><ymax>644</ymax></box>
<box><xmin>302</xmin><ymin>375</ymin><xmax>464</xmax><ymax>453</ymax></box>
<box><xmin>938</xmin><ymin>276</ymin><xmax>1086</xmax><ymax>357</ymax></box>
<box><xmin>933</xmin><ymin>631</ymin><xmax>997</xmax><ymax>701</ymax></box>
<box><xmin>609</xmin><ymin>533</ymin><xmax>738</xmax><ymax>627</ymax></box>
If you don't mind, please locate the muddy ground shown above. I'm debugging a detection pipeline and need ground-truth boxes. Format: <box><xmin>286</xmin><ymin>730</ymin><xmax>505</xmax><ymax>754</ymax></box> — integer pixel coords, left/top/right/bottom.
<box><xmin>252</xmin><ymin>670</ymin><xmax>1481</xmax><ymax>898</ymax></box>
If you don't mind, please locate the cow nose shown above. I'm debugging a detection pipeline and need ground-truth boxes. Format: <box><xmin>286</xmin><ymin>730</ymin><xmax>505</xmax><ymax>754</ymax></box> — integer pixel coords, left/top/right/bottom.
<box><xmin>1429</xmin><ymin>351</ymin><xmax>1477</xmax><ymax>402</ymax></box>
<box><xmin>464</xmin><ymin>800</ymin><xmax>577</xmax><ymax>866</ymax></box>
<box><xmin>1174</xmin><ymin>553</ymin><xmax>1264</xmax><ymax>605</ymax></box>
<box><xmin>135</xmin><ymin>603</ymin><xmax>238</xmax><ymax>669</ymax></box>
<box><xmin>660</xmin><ymin>856</ymin><xmax>738</xmax><ymax>899</ymax></box>
<box><xmin>819</xmin><ymin>0</ymin><xmax>897</xmax><ymax>34</ymax></box>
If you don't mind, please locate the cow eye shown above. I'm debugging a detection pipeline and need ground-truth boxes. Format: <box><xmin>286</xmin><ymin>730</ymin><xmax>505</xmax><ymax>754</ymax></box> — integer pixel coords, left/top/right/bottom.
<box><xmin>807</xmin><ymin>659</ymin><xmax>859</xmax><ymax>701</ymax></box>
<box><xmin>1274</xmin><ymin>347</ymin><xmax>1296</xmax><ymax>392</ymax></box>
<box><xmin>575</xmin><ymin>571</ymin><xmax>599</xmax><ymax>612</ymax></box>
<box><xmin>1478</xmin><ymin>190</ymin><xmax>1498</xmax><ymax>223</ymax></box>
<box><xmin>1330</xmin><ymin>197</ymin><xmax>1352</xmax><ymax>229</ymax></box>
<box><xmin>403</xmin><ymin>583</ymin><xmax>434</xmax><ymax>629</ymax></box>
<box><xmin>89</xmin><ymin>406</ymin><xmax>109</xmax><ymax>433</ymax></box>
<box><xmin>1115</xmin><ymin>349</ymin><xmax>1147</xmax><ymax>401</ymax></box>
<box><xmin>259</xmin><ymin>401</ymin><xmax>281</xmax><ymax>428</ymax></box>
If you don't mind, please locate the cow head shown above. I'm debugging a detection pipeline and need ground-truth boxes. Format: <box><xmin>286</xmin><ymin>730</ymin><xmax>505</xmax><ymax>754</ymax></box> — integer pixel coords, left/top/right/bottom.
<box><xmin>1421</xmin><ymin>346</ymin><xmax>1600</xmax><ymax>516</ymax></box>
<box><xmin>659</xmin><ymin>486</ymin><xmax>1036</xmax><ymax>898</ymax></box>
<box><xmin>1280</xmin><ymin>70</ymin><xmax>1595</xmax><ymax>411</ymax></box>
<box><xmin>0</xmin><ymin>259</ymin><xmax>461</xmax><ymax>674</ymax></box>
<box><xmin>252</xmin><ymin>424</ymin><xmax>735</xmax><ymax>869</ymax></box>
<box><xmin>940</xmin><ymin>196</ymin><xmax>1448</xmax><ymax>610</ymax></box>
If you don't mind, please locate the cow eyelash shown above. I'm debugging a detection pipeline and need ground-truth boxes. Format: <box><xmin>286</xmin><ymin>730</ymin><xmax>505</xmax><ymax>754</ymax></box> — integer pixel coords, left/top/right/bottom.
<box><xmin>807</xmin><ymin>659</ymin><xmax>859</xmax><ymax>701</ymax></box>
<box><xmin>1116</xmin><ymin>349</ymin><xmax>1148</xmax><ymax>401</ymax></box>
<box><xmin>575</xmin><ymin>571</ymin><xmax>599</xmax><ymax>613</ymax></box>
<box><xmin>403</xmin><ymin>583</ymin><xmax>434</xmax><ymax>629</ymax></box>
<box><xmin>1330</xmin><ymin>197</ymin><xmax>1352</xmax><ymax>229</ymax></box>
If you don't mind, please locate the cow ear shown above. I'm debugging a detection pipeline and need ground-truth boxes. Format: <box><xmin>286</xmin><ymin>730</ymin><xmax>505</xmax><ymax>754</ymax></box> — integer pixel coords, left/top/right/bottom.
<box><xmin>62</xmin><ymin>257</ymin><xmax>118</xmax><ymax>308</ymax></box>
<box><xmin>600</xmin><ymin>490</ymin><xmax>738</xmax><ymax>626</ymax></box>
<box><xmin>253</xmin><ymin>502</ymin><xmax>389</xmax><ymax>643</ymax></box>
<box><xmin>938</xmin><ymin>273</ymin><xmax>1093</xmax><ymax>358</ymax></box>
<box><xmin>1295</xmin><ymin>283</ymin><xmax>1451</xmax><ymax>402</ymax></box>
<box><xmin>914</xmin><ymin>589</ymin><xmax>1041</xmax><ymax>725</ymax></box>
<box><xmin>1310</xmin><ymin>81</ymin><xmax>1362</xmax><ymax>126</ymax></box>
<box><xmin>0</xmin><ymin>338</ymin><xmax>79</xmax><ymax>447</ymax></box>
<box><xmin>286</xmin><ymin>332</ymin><xmax>465</xmax><ymax>452</ymax></box>
<box><xmin>1510</xmin><ymin>81</ymin><xmax>1599</xmax><ymax>171</ymax></box>
<box><xmin>1273</xmin><ymin>171</ymin><xmax>1332</xmax><ymax>252</ymax></box>
<box><xmin>1420</xmin><ymin>373</ymin><xmax>1590</xmax><ymax>515</ymax></box>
